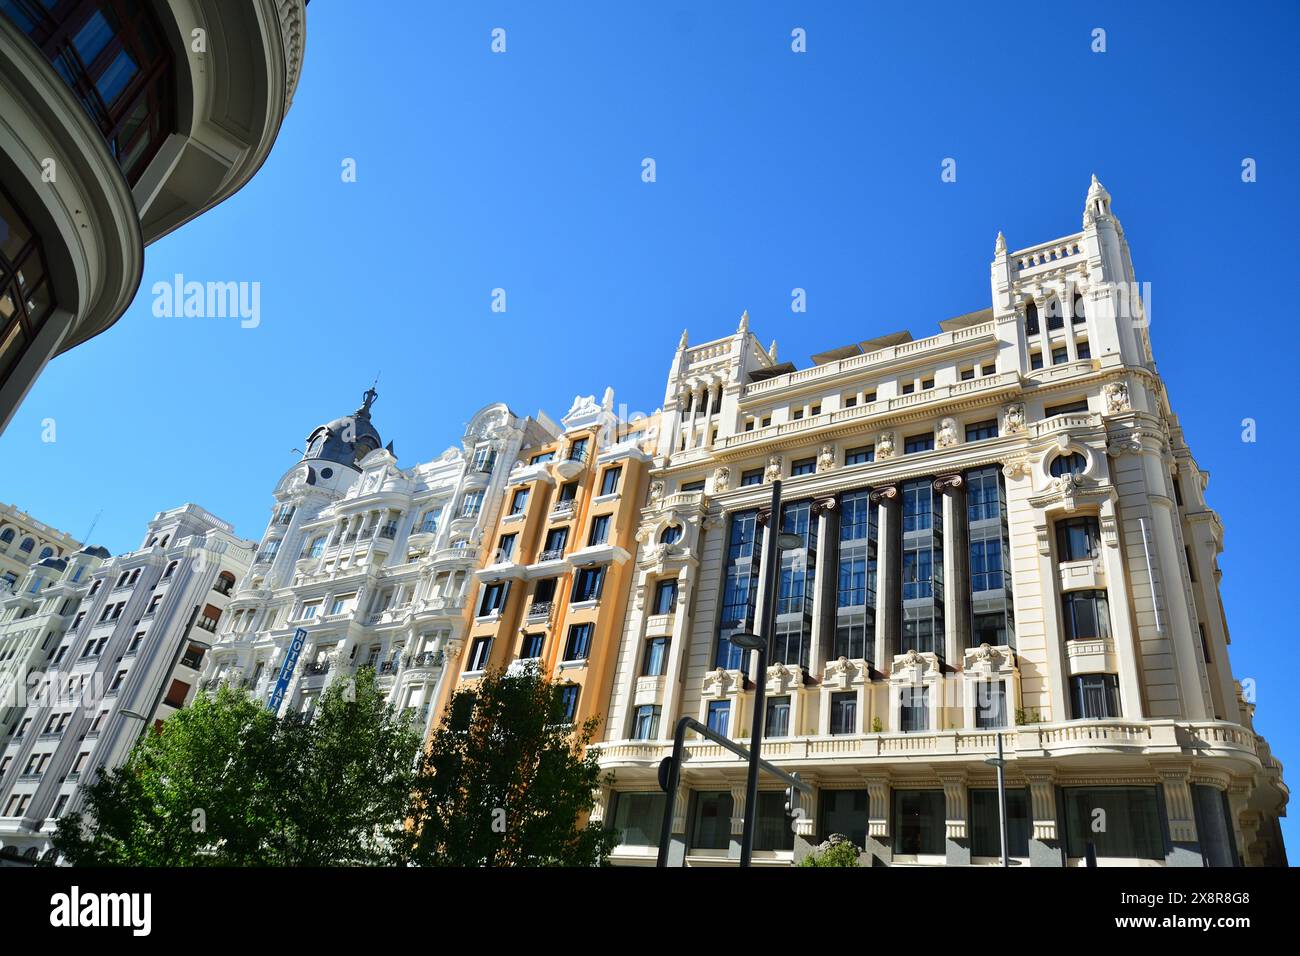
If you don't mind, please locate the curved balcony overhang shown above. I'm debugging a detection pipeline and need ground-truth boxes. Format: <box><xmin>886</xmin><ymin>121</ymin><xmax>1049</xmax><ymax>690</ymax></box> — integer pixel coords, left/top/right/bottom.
<box><xmin>132</xmin><ymin>0</ymin><xmax>304</xmax><ymax>246</ymax></box>
<box><xmin>0</xmin><ymin>16</ymin><xmax>144</xmax><ymax>402</ymax></box>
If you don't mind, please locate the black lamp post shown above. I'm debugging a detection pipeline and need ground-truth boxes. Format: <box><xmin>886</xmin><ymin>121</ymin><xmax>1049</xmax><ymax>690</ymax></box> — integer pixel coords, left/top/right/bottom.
<box><xmin>735</xmin><ymin>479</ymin><xmax>805</xmax><ymax>867</ymax></box>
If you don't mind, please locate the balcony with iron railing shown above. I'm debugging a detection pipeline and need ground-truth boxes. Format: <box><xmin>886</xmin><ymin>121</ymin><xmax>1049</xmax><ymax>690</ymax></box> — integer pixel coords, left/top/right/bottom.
<box><xmin>526</xmin><ymin>600</ymin><xmax>553</xmax><ymax>620</ymax></box>
<box><xmin>405</xmin><ymin>651</ymin><xmax>442</xmax><ymax>670</ymax></box>
<box><xmin>302</xmin><ymin>661</ymin><xmax>331</xmax><ymax>677</ymax></box>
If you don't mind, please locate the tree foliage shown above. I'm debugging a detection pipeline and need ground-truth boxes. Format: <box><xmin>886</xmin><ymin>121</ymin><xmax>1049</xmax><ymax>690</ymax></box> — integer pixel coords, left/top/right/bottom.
<box><xmin>53</xmin><ymin>669</ymin><xmax>420</xmax><ymax>865</ymax></box>
<box><xmin>798</xmin><ymin>836</ymin><xmax>863</xmax><ymax>867</ymax></box>
<box><xmin>405</xmin><ymin>663</ymin><xmax>613</xmax><ymax>866</ymax></box>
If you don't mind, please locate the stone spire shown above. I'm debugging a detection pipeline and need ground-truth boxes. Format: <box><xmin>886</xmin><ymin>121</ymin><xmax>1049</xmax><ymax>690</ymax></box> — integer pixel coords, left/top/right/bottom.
<box><xmin>737</xmin><ymin>310</ymin><xmax>749</xmax><ymax>334</ymax></box>
<box><xmin>768</xmin><ymin>339</ymin><xmax>778</xmax><ymax>362</ymax></box>
<box><xmin>678</xmin><ymin>328</ymin><xmax>689</xmax><ymax>350</ymax></box>
<box><xmin>994</xmin><ymin>231</ymin><xmax>1006</xmax><ymax>256</ymax></box>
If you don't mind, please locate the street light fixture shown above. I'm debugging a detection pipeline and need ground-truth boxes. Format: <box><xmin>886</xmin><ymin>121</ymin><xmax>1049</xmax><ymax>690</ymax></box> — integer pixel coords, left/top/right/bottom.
<box><xmin>738</xmin><ymin>479</ymin><xmax>805</xmax><ymax>867</ymax></box>
<box><xmin>983</xmin><ymin>732</ymin><xmax>1011</xmax><ymax>867</ymax></box>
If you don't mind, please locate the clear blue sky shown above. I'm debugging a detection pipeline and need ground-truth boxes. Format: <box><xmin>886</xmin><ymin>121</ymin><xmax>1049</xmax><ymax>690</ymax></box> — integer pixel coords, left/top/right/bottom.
<box><xmin>3</xmin><ymin>2</ymin><xmax>1297</xmax><ymax>852</ymax></box>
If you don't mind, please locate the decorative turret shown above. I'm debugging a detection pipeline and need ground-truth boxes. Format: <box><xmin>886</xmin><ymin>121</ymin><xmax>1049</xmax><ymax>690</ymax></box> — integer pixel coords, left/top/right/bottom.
<box><xmin>301</xmin><ymin>386</ymin><xmax>384</xmax><ymax>469</ymax></box>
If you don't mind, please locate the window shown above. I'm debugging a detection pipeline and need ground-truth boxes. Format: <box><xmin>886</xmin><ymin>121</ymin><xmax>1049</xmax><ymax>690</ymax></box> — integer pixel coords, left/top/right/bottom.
<box><xmin>1062</xmin><ymin>787</ymin><xmax>1163</xmax><ymax>859</ymax></box>
<box><xmin>1025</xmin><ymin>301</ymin><xmax>1040</xmax><ymax>335</ymax></box>
<box><xmin>830</xmin><ymin>692</ymin><xmax>857</xmax><ymax>735</ymax></box>
<box><xmin>970</xmin><ymin>788</ymin><xmax>1030</xmax><ymax>857</ymax></box>
<box><xmin>652</xmin><ymin>579</ymin><xmax>677</xmax><ymax>616</ymax></box>
<box><xmin>1071</xmin><ymin>673</ymin><xmax>1120</xmax><ymax>719</ymax></box>
<box><xmin>904</xmin><ymin>434</ymin><xmax>933</xmax><ymax>454</ymax></box>
<box><xmin>740</xmin><ymin>468</ymin><xmax>763</xmax><ymax>486</ymax></box>
<box><xmin>819</xmin><ymin>789</ymin><xmax>869</xmax><ymax>848</ymax></box>
<box><xmin>542</xmin><ymin>526</ymin><xmax>569</xmax><ymax>557</ymax></box>
<box><xmin>329</xmin><ymin>593</ymin><xmax>354</xmax><ymax>616</ymax></box>
<box><xmin>691</xmin><ymin>790</ymin><xmax>733</xmax><ymax>850</ymax></box>
<box><xmin>835</xmin><ymin>489</ymin><xmax>876</xmax><ymax>660</ymax></box>
<box><xmin>706</xmin><ymin>700</ymin><xmax>730</xmax><ymax>737</ymax></box>
<box><xmin>772</xmin><ymin>500</ymin><xmax>816</xmax><ymax>669</ymax></box>
<box><xmin>966</xmin><ymin>472</ymin><xmax>1014</xmax><ymax>652</ymax></box>
<box><xmin>1076</xmin><ymin>340</ymin><xmax>1091</xmax><ymax>360</ymax></box>
<box><xmin>765</xmin><ymin>695</ymin><xmax>791</xmax><ymax>737</ymax></box>
<box><xmin>900</xmin><ymin>686</ymin><xmax>928</xmax><ymax>732</ymax></box>
<box><xmin>478</xmin><ymin>581</ymin><xmax>509</xmax><ymax>616</ymax></box>
<box><xmin>642</xmin><ymin>637</ymin><xmax>668</xmax><ymax>676</ymax></box>
<box><xmin>1029</xmin><ymin>350</ymin><xmax>1043</xmax><ymax>370</ymax></box>
<box><xmin>974</xmin><ymin>680</ymin><xmax>1008</xmax><ymax>728</ymax></box>
<box><xmin>1049</xmin><ymin>452</ymin><xmax>1087</xmax><ymax>478</ymax></box>
<box><xmin>567</xmin><ymin>437</ymin><xmax>589</xmax><ymax>462</ymax></box>
<box><xmin>921</xmin><ymin>379</ymin><xmax>934</xmax><ymax>390</ymax></box>
<box><xmin>559</xmin><ymin>684</ymin><xmax>579</xmax><ymax>722</ymax></box>
<box><xmin>530</xmin><ymin>451</ymin><xmax>555</xmax><ymax>464</ymax></box>
<box><xmin>460</xmin><ymin>491</ymin><xmax>484</xmax><ymax>518</ymax></box>
<box><xmin>587</xmin><ymin>514</ymin><xmax>611</xmax><ymax>546</ymax></box>
<box><xmin>496</xmin><ymin>533</ymin><xmax>517</xmax><ymax>562</ymax></box>
<box><xmin>1192</xmin><ymin>785</ymin><xmax>1237</xmax><ymax>867</ymax></box>
<box><xmin>680</xmin><ymin>479</ymin><xmax>705</xmax><ymax>492</ymax></box>
<box><xmin>466</xmin><ymin>637</ymin><xmax>492</xmax><ymax>672</ymax></box>
<box><xmin>1044</xmin><ymin>399</ymin><xmax>1089</xmax><ymax>417</ymax></box>
<box><xmin>1051</xmin><ymin>346</ymin><xmax>1068</xmax><ymax>365</ymax></box>
<box><xmin>162</xmin><ymin>679</ymin><xmax>190</xmax><ymax>709</ymax></box>
<box><xmin>901</xmin><ymin>382</ymin><xmax>915</xmax><ymax>395</ymax></box>
<box><xmin>600</xmin><ymin>466</ymin><xmax>622</xmax><ymax>496</ymax></box>
<box><xmin>960</xmin><ymin>367</ymin><xmax>975</xmax><ymax>381</ymax></box>
<box><xmin>1046</xmin><ymin>297</ymin><xmax>1065</xmax><ymax>331</ymax></box>
<box><xmin>716</xmin><ymin>510</ymin><xmax>759</xmax><ymax>669</ymax></box>
<box><xmin>611</xmin><ymin>792</ymin><xmax>665</xmax><ymax>847</ymax></box>
<box><xmin>1061</xmin><ymin>590</ymin><xmax>1111</xmax><ymax>640</ymax></box>
<box><xmin>658</xmin><ymin>525</ymin><xmax>683</xmax><ymax>545</ymax></box>
<box><xmin>52</xmin><ymin>794</ymin><xmax>70</xmax><ymax>819</ymax></box>
<box><xmin>564</xmin><ymin>622</ymin><xmax>593</xmax><ymax>661</ymax></box>
<box><xmin>893</xmin><ymin>790</ymin><xmax>945</xmax><ymax>855</ymax></box>
<box><xmin>557</xmin><ymin>481</ymin><xmax>578</xmax><ymax>503</ymax></box>
<box><xmin>844</xmin><ymin>445</ymin><xmax>874</xmax><ymax>466</ymax></box>
<box><xmin>791</xmin><ymin>457</ymin><xmax>816</xmax><ymax>476</ymax></box>
<box><xmin>300</xmin><ymin>601</ymin><xmax>319</xmax><ymax>620</ymax></box>
<box><xmin>571</xmin><ymin>566</ymin><xmax>605</xmax><ymax>602</ymax></box>
<box><xmin>1056</xmin><ymin>516</ymin><xmax>1100</xmax><ymax>560</ymax></box>
<box><xmin>755</xmin><ymin>791</ymin><xmax>796</xmax><ymax>851</ymax></box>
<box><xmin>632</xmin><ymin>704</ymin><xmax>660</xmax><ymax>741</ymax></box>
<box><xmin>509</xmin><ymin>488</ymin><xmax>529</xmax><ymax>515</ymax></box>
<box><xmin>792</xmin><ymin>408</ymin><xmax>803</xmax><ymax>421</ymax></box>
<box><xmin>519</xmin><ymin>633</ymin><xmax>544</xmax><ymax>659</ymax></box>
<box><xmin>965</xmin><ymin>420</ymin><xmax>998</xmax><ymax>442</ymax></box>
<box><xmin>843</xmin><ymin>394</ymin><xmax>858</xmax><ymax>408</ymax></box>
<box><xmin>472</xmin><ymin>445</ymin><xmax>496</xmax><ymax>473</ymax></box>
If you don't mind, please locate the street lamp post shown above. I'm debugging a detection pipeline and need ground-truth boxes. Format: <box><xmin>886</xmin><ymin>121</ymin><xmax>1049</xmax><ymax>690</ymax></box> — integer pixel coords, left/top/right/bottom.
<box><xmin>737</xmin><ymin>479</ymin><xmax>803</xmax><ymax>867</ymax></box>
<box><xmin>984</xmin><ymin>731</ymin><xmax>1010</xmax><ymax>867</ymax></box>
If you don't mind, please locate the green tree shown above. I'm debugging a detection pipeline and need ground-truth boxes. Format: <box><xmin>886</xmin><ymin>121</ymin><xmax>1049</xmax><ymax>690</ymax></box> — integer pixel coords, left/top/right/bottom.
<box><xmin>53</xmin><ymin>668</ymin><xmax>420</xmax><ymax>865</ymax></box>
<box><xmin>406</xmin><ymin>663</ymin><xmax>613</xmax><ymax>866</ymax></box>
<box><xmin>798</xmin><ymin>836</ymin><xmax>863</xmax><ymax>867</ymax></box>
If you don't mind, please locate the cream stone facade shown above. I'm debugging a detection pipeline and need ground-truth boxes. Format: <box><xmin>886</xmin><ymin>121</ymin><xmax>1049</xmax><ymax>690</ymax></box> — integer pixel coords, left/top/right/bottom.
<box><xmin>593</xmin><ymin>179</ymin><xmax>1288</xmax><ymax>867</ymax></box>
<box><xmin>201</xmin><ymin>391</ymin><xmax>558</xmax><ymax>739</ymax></box>
<box><xmin>0</xmin><ymin>0</ymin><xmax>307</xmax><ymax>431</ymax></box>
<box><xmin>0</xmin><ymin>502</ymin><xmax>80</xmax><ymax>593</ymax></box>
<box><xmin>0</xmin><ymin>504</ymin><xmax>252</xmax><ymax>861</ymax></box>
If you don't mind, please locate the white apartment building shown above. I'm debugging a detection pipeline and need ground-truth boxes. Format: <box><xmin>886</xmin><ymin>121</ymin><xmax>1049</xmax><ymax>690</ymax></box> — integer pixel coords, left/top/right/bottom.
<box><xmin>0</xmin><ymin>504</ymin><xmax>251</xmax><ymax>861</ymax></box>
<box><xmin>594</xmin><ymin>177</ymin><xmax>1288</xmax><ymax>867</ymax></box>
<box><xmin>201</xmin><ymin>389</ymin><xmax>558</xmax><ymax>736</ymax></box>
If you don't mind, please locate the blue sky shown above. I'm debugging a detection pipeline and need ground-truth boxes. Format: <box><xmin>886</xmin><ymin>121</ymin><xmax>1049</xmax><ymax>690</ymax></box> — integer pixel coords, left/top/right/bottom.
<box><xmin>2</xmin><ymin>2</ymin><xmax>1297</xmax><ymax>852</ymax></box>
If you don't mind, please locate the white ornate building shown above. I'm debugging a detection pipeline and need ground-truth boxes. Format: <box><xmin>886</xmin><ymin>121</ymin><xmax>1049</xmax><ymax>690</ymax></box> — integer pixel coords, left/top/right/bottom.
<box><xmin>0</xmin><ymin>502</ymin><xmax>80</xmax><ymax>593</ymax></box>
<box><xmin>0</xmin><ymin>504</ymin><xmax>251</xmax><ymax>860</ymax></box>
<box><xmin>593</xmin><ymin>178</ymin><xmax>1288</xmax><ymax>867</ymax></box>
<box><xmin>201</xmin><ymin>390</ymin><xmax>559</xmax><ymax>736</ymax></box>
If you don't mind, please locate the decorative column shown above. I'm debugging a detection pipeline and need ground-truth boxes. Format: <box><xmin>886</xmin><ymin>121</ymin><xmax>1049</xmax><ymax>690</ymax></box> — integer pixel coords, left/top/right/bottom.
<box><xmin>809</xmin><ymin>496</ymin><xmax>838</xmax><ymax>682</ymax></box>
<box><xmin>940</xmin><ymin>771</ymin><xmax>970</xmax><ymax>865</ymax></box>
<box><xmin>934</xmin><ymin>474</ymin><xmax>968</xmax><ymax>666</ymax></box>
<box><xmin>1097</xmin><ymin>500</ymin><xmax>1144</xmax><ymax>718</ymax></box>
<box><xmin>1025</xmin><ymin>771</ymin><xmax>1062</xmax><ymax>867</ymax></box>
<box><xmin>870</xmin><ymin>485</ymin><xmax>900</xmax><ymax>671</ymax></box>
<box><xmin>728</xmin><ymin>782</ymin><xmax>748</xmax><ymax>859</ymax></box>
<box><xmin>792</xmin><ymin>774</ymin><xmax>819</xmax><ymax>863</ymax></box>
<box><xmin>1158</xmin><ymin>764</ymin><xmax>1202</xmax><ymax>866</ymax></box>
<box><xmin>658</xmin><ymin>569</ymin><xmax>694</xmax><ymax>728</ymax></box>
<box><xmin>862</xmin><ymin>771</ymin><xmax>892</xmax><ymax>866</ymax></box>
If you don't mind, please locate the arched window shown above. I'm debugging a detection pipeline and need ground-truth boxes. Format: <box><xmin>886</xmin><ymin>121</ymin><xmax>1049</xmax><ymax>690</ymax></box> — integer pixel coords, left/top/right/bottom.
<box><xmin>1072</xmin><ymin>292</ymin><xmax>1086</xmax><ymax>324</ymax></box>
<box><xmin>38</xmin><ymin>547</ymin><xmax>53</xmax><ymax>560</ymax></box>
<box><xmin>159</xmin><ymin>535</ymin><xmax>170</xmax><ymax>548</ymax></box>
<box><xmin>1046</xmin><ymin>297</ymin><xmax>1064</xmax><ymax>330</ymax></box>
<box><xmin>163</xmin><ymin>561</ymin><xmax>178</xmax><ymax>579</ymax></box>
<box><xmin>0</xmin><ymin>528</ymin><xmax>13</xmax><ymax>544</ymax></box>
<box><xmin>659</xmin><ymin>525</ymin><xmax>683</xmax><ymax>545</ymax></box>
<box><xmin>1050</xmin><ymin>452</ymin><xmax>1088</xmax><ymax>478</ymax></box>
<box><xmin>19</xmin><ymin>537</ymin><xmax>35</xmax><ymax>553</ymax></box>
<box><xmin>308</xmin><ymin>537</ymin><xmax>325</xmax><ymax>559</ymax></box>
<box><xmin>1024</xmin><ymin>301</ymin><xmax>1039</xmax><ymax>336</ymax></box>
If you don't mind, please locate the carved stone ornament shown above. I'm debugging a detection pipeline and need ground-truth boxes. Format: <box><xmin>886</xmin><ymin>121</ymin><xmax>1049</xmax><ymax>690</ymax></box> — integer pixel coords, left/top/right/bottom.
<box><xmin>876</xmin><ymin>431</ymin><xmax>896</xmax><ymax>460</ymax></box>
<box><xmin>1002</xmin><ymin>457</ymin><xmax>1032</xmax><ymax>479</ymax></box>
<box><xmin>817</xmin><ymin>444</ymin><xmax>836</xmax><ymax>472</ymax></box>
<box><xmin>1001</xmin><ymin>402</ymin><xmax>1026</xmax><ymax>434</ymax></box>
<box><xmin>936</xmin><ymin>418</ymin><xmax>959</xmax><ymax>449</ymax></box>
<box><xmin>649</xmin><ymin>479</ymin><xmax>666</xmax><ymax>503</ymax></box>
<box><xmin>764</xmin><ymin>455</ymin><xmax>783</xmax><ymax>483</ymax></box>
<box><xmin>713</xmin><ymin>466</ymin><xmax>730</xmax><ymax>493</ymax></box>
<box><xmin>932</xmin><ymin>473</ymin><xmax>963</xmax><ymax>493</ymax></box>
<box><xmin>1103</xmin><ymin>381</ymin><xmax>1131</xmax><ymax>415</ymax></box>
<box><xmin>1106</xmin><ymin>432</ymin><xmax>1143</xmax><ymax>458</ymax></box>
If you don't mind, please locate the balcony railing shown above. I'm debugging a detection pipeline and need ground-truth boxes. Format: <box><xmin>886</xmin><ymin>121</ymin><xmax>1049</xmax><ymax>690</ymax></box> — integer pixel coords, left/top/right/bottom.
<box><xmin>405</xmin><ymin>651</ymin><xmax>442</xmax><ymax>669</ymax></box>
<box><xmin>378</xmin><ymin>660</ymin><xmax>398</xmax><ymax>674</ymax></box>
<box><xmin>302</xmin><ymin>661</ymin><xmax>331</xmax><ymax>676</ymax></box>
<box><xmin>378</xmin><ymin>525</ymin><xmax>398</xmax><ymax>539</ymax></box>
<box><xmin>551</xmin><ymin>498</ymin><xmax>577</xmax><ymax>516</ymax></box>
<box><xmin>212</xmin><ymin>581</ymin><xmax>234</xmax><ymax>596</ymax></box>
<box><xmin>527</xmin><ymin>600</ymin><xmax>553</xmax><ymax>619</ymax></box>
<box><xmin>538</xmin><ymin>548</ymin><xmax>566</xmax><ymax>563</ymax></box>
<box><xmin>195</xmin><ymin>617</ymin><xmax>218</xmax><ymax>633</ymax></box>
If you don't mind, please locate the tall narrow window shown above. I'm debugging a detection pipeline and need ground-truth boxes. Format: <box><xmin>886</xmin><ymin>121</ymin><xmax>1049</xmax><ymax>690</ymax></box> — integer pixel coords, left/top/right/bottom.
<box><xmin>1061</xmin><ymin>590</ymin><xmax>1111</xmax><ymax>640</ymax></box>
<box><xmin>772</xmin><ymin>500</ymin><xmax>816</xmax><ymax>670</ymax></box>
<box><xmin>765</xmin><ymin>696</ymin><xmax>791</xmax><ymax>737</ymax></box>
<box><xmin>830</xmin><ymin>692</ymin><xmax>857</xmax><ymax>735</ymax></box>
<box><xmin>1056</xmin><ymin>516</ymin><xmax>1100</xmax><ymax>561</ymax></box>
<box><xmin>706</xmin><ymin>700</ymin><xmax>730</xmax><ymax>737</ymax></box>
<box><xmin>1070</xmin><ymin>673</ymin><xmax>1120</xmax><ymax>719</ymax></box>
<box><xmin>715</xmin><ymin>510</ymin><xmax>759</xmax><ymax>670</ymax></box>
<box><xmin>835</xmin><ymin>490</ymin><xmax>877</xmax><ymax>660</ymax></box>
<box><xmin>901</xmin><ymin>480</ymin><xmax>943</xmax><ymax>656</ymax></box>
<box><xmin>967</xmin><ymin>467</ymin><xmax>1014</xmax><ymax>647</ymax></box>
<box><xmin>563</xmin><ymin>622</ymin><xmax>594</xmax><ymax>661</ymax></box>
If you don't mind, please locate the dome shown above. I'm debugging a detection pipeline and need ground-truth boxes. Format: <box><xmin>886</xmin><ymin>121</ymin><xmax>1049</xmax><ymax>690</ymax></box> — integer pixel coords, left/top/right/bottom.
<box><xmin>302</xmin><ymin>387</ymin><xmax>384</xmax><ymax>469</ymax></box>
